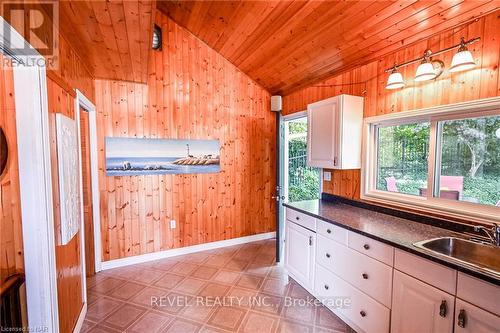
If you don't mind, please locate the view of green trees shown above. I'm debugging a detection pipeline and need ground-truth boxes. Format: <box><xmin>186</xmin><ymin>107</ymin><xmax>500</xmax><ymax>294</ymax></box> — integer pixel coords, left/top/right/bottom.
<box><xmin>377</xmin><ymin>115</ymin><xmax>500</xmax><ymax>206</ymax></box>
<box><xmin>287</xmin><ymin>120</ymin><xmax>320</xmax><ymax>202</ymax></box>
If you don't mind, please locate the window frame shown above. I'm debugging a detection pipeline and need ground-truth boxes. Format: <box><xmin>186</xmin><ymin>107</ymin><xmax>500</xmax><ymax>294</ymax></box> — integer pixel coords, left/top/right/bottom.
<box><xmin>362</xmin><ymin>97</ymin><xmax>500</xmax><ymax>224</ymax></box>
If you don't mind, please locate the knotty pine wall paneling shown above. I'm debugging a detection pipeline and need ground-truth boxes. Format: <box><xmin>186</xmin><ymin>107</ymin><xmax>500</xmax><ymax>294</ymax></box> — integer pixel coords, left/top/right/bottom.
<box><xmin>0</xmin><ymin>54</ymin><xmax>24</xmax><ymax>283</ymax></box>
<box><xmin>95</xmin><ymin>13</ymin><xmax>276</xmax><ymax>262</ymax></box>
<box><xmin>282</xmin><ymin>11</ymin><xmax>500</xmax><ymax>200</ymax></box>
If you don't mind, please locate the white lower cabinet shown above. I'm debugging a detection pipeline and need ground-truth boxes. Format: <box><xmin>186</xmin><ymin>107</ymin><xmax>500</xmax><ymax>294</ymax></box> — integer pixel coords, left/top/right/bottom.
<box><xmin>391</xmin><ymin>270</ymin><xmax>454</xmax><ymax>333</ymax></box>
<box><xmin>284</xmin><ymin>220</ymin><xmax>316</xmax><ymax>291</ymax></box>
<box><xmin>454</xmin><ymin>298</ymin><xmax>500</xmax><ymax>333</ymax></box>
<box><xmin>285</xmin><ymin>206</ymin><xmax>499</xmax><ymax>333</ymax></box>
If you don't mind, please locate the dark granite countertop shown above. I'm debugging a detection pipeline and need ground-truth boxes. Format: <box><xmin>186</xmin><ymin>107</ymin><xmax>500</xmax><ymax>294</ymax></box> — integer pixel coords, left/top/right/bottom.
<box><xmin>283</xmin><ymin>199</ymin><xmax>500</xmax><ymax>286</ymax></box>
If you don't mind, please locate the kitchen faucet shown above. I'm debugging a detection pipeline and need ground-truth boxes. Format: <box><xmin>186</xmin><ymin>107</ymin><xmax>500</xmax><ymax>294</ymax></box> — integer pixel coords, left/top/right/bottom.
<box><xmin>474</xmin><ymin>223</ymin><xmax>500</xmax><ymax>246</ymax></box>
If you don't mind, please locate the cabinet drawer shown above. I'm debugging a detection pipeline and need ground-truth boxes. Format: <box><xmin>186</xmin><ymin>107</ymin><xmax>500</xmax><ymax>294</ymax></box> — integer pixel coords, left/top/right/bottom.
<box><xmin>455</xmin><ymin>298</ymin><xmax>500</xmax><ymax>333</ymax></box>
<box><xmin>315</xmin><ymin>265</ymin><xmax>390</xmax><ymax>333</ymax></box>
<box><xmin>394</xmin><ymin>249</ymin><xmax>457</xmax><ymax>295</ymax></box>
<box><xmin>317</xmin><ymin>235</ymin><xmax>393</xmax><ymax>308</ymax></box>
<box><xmin>348</xmin><ymin>231</ymin><xmax>394</xmax><ymax>266</ymax></box>
<box><xmin>286</xmin><ymin>207</ymin><xmax>316</xmax><ymax>232</ymax></box>
<box><xmin>317</xmin><ymin>219</ymin><xmax>347</xmax><ymax>245</ymax></box>
<box><xmin>457</xmin><ymin>272</ymin><xmax>500</xmax><ymax>316</ymax></box>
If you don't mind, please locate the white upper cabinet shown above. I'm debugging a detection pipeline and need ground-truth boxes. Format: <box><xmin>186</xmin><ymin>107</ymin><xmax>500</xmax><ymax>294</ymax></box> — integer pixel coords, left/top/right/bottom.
<box><xmin>307</xmin><ymin>94</ymin><xmax>364</xmax><ymax>169</ymax></box>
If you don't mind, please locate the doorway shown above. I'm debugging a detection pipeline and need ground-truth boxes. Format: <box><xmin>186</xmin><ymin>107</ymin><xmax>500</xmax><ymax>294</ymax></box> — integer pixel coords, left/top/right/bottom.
<box><xmin>283</xmin><ymin>114</ymin><xmax>321</xmax><ymax>202</ymax></box>
<box><xmin>75</xmin><ymin>90</ymin><xmax>101</xmax><ymax>279</ymax></box>
<box><xmin>276</xmin><ymin>111</ymin><xmax>321</xmax><ymax>262</ymax></box>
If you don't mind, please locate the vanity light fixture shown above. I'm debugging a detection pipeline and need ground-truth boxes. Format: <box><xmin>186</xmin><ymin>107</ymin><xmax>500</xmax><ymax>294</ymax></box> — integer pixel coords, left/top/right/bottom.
<box><xmin>385</xmin><ymin>37</ymin><xmax>479</xmax><ymax>89</ymax></box>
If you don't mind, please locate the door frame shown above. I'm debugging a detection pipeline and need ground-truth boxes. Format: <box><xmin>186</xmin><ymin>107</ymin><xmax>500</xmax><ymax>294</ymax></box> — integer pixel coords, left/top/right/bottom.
<box><xmin>0</xmin><ymin>17</ymin><xmax>59</xmax><ymax>332</ymax></box>
<box><xmin>74</xmin><ymin>89</ymin><xmax>101</xmax><ymax>277</ymax></box>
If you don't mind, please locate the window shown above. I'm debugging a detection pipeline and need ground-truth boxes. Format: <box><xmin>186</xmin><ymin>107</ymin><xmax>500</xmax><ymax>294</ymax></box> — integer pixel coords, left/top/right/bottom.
<box><xmin>437</xmin><ymin>115</ymin><xmax>500</xmax><ymax>206</ymax></box>
<box><xmin>376</xmin><ymin>122</ymin><xmax>430</xmax><ymax>196</ymax></box>
<box><xmin>363</xmin><ymin>98</ymin><xmax>500</xmax><ymax>222</ymax></box>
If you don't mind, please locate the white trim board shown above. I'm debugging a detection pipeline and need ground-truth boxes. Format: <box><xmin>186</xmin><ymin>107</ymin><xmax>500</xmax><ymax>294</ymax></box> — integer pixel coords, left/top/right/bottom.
<box><xmin>0</xmin><ymin>17</ymin><xmax>59</xmax><ymax>332</ymax></box>
<box><xmin>72</xmin><ymin>303</ymin><xmax>87</xmax><ymax>333</ymax></box>
<box><xmin>101</xmin><ymin>232</ymin><xmax>276</xmax><ymax>270</ymax></box>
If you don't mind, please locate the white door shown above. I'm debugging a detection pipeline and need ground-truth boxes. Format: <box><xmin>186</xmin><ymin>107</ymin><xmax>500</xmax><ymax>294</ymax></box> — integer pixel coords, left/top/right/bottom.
<box><xmin>391</xmin><ymin>270</ymin><xmax>454</xmax><ymax>333</ymax></box>
<box><xmin>455</xmin><ymin>299</ymin><xmax>500</xmax><ymax>333</ymax></box>
<box><xmin>285</xmin><ymin>221</ymin><xmax>315</xmax><ymax>290</ymax></box>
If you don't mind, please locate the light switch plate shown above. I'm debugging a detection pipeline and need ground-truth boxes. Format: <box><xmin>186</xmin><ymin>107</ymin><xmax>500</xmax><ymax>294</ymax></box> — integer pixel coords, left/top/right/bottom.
<box><xmin>170</xmin><ymin>220</ymin><xmax>176</xmax><ymax>229</ymax></box>
<box><xmin>323</xmin><ymin>171</ymin><xmax>332</xmax><ymax>181</ymax></box>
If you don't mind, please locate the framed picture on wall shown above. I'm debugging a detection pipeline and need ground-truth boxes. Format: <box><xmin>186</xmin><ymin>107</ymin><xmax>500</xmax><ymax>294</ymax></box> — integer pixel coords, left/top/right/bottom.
<box><xmin>56</xmin><ymin>114</ymin><xmax>80</xmax><ymax>245</ymax></box>
<box><xmin>105</xmin><ymin>137</ymin><xmax>221</xmax><ymax>176</ymax></box>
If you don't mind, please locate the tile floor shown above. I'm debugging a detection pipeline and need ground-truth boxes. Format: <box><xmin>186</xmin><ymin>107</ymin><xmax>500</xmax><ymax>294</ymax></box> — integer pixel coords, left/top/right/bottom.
<box><xmin>83</xmin><ymin>239</ymin><xmax>356</xmax><ymax>333</ymax></box>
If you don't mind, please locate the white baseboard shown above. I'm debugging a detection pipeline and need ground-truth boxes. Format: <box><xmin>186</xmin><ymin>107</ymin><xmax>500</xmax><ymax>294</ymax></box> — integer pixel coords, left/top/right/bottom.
<box><xmin>73</xmin><ymin>302</ymin><xmax>87</xmax><ymax>333</ymax></box>
<box><xmin>101</xmin><ymin>232</ymin><xmax>276</xmax><ymax>271</ymax></box>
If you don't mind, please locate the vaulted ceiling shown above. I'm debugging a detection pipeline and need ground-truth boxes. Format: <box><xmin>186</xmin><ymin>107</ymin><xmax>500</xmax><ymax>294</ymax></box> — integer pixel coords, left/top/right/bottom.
<box><xmin>58</xmin><ymin>0</ymin><xmax>155</xmax><ymax>83</ymax></box>
<box><xmin>158</xmin><ymin>0</ymin><xmax>500</xmax><ymax>94</ymax></box>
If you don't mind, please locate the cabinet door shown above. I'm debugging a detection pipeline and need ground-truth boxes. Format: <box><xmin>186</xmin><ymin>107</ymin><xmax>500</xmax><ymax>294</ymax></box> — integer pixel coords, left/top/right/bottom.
<box><xmin>285</xmin><ymin>221</ymin><xmax>315</xmax><ymax>290</ymax></box>
<box><xmin>455</xmin><ymin>299</ymin><xmax>500</xmax><ymax>333</ymax></box>
<box><xmin>391</xmin><ymin>270</ymin><xmax>454</xmax><ymax>333</ymax></box>
<box><xmin>307</xmin><ymin>97</ymin><xmax>339</xmax><ymax>168</ymax></box>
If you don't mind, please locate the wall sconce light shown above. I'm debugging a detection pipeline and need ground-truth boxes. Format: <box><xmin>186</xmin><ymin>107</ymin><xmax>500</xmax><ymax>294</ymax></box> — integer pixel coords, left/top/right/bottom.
<box><xmin>385</xmin><ymin>37</ymin><xmax>479</xmax><ymax>89</ymax></box>
<box><xmin>449</xmin><ymin>37</ymin><xmax>476</xmax><ymax>73</ymax></box>
<box><xmin>385</xmin><ymin>67</ymin><xmax>405</xmax><ymax>89</ymax></box>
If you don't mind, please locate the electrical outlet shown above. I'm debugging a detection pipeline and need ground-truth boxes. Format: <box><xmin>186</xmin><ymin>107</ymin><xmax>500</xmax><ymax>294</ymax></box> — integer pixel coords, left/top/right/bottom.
<box><xmin>323</xmin><ymin>171</ymin><xmax>332</xmax><ymax>181</ymax></box>
<box><xmin>170</xmin><ymin>220</ymin><xmax>176</xmax><ymax>229</ymax></box>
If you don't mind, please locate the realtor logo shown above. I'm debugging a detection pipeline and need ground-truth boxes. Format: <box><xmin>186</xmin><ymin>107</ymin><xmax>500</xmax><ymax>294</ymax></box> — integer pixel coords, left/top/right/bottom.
<box><xmin>1</xmin><ymin>0</ymin><xmax>59</xmax><ymax>68</ymax></box>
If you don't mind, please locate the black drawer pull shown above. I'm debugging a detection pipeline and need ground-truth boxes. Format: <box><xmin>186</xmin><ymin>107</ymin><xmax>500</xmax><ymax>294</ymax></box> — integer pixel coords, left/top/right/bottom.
<box><xmin>458</xmin><ymin>309</ymin><xmax>466</xmax><ymax>328</ymax></box>
<box><xmin>326</xmin><ymin>253</ymin><xmax>331</xmax><ymax>258</ymax></box>
<box><xmin>360</xmin><ymin>311</ymin><xmax>366</xmax><ymax>317</ymax></box>
<box><xmin>363</xmin><ymin>244</ymin><xmax>370</xmax><ymax>250</ymax></box>
<box><xmin>439</xmin><ymin>300</ymin><xmax>447</xmax><ymax>317</ymax></box>
<box><xmin>326</xmin><ymin>229</ymin><xmax>332</xmax><ymax>234</ymax></box>
<box><xmin>362</xmin><ymin>273</ymin><xmax>368</xmax><ymax>280</ymax></box>
<box><xmin>324</xmin><ymin>284</ymin><xmax>329</xmax><ymax>290</ymax></box>
<box><xmin>296</xmin><ymin>216</ymin><xmax>300</xmax><ymax>220</ymax></box>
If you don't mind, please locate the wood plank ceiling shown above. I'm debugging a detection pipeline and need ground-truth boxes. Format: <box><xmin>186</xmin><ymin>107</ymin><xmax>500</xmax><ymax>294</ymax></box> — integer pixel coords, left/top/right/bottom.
<box><xmin>158</xmin><ymin>0</ymin><xmax>500</xmax><ymax>94</ymax></box>
<box><xmin>58</xmin><ymin>0</ymin><xmax>155</xmax><ymax>83</ymax></box>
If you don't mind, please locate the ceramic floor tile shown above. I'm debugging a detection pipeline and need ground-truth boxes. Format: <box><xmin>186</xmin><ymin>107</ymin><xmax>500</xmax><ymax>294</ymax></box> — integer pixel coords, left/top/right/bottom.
<box><xmin>314</xmin><ymin>305</ymin><xmax>349</xmax><ymax>331</ymax></box>
<box><xmin>162</xmin><ymin>317</ymin><xmax>202</xmax><ymax>333</ymax></box>
<box><xmin>191</xmin><ymin>265</ymin><xmax>219</xmax><ymax>280</ymax></box>
<box><xmin>239</xmin><ymin>311</ymin><xmax>279</xmax><ymax>333</ymax></box>
<box><xmin>277</xmin><ymin>319</ymin><xmax>314</xmax><ymax>333</ymax></box>
<box><xmin>100</xmin><ymin>304</ymin><xmax>145</xmax><ymax>331</ymax></box>
<box><xmin>91</xmin><ymin>277</ymin><xmax>126</xmax><ymax>295</ymax></box>
<box><xmin>129</xmin><ymin>286</ymin><xmax>169</xmax><ymax>309</ymax></box>
<box><xmin>174</xmin><ymin>277</ymin><xmax>208</xmax><ymax>295</ymax></box>
<box><xmin>127</xmin><ymin>310</ymin><xmax>174</xmax><ymax>333</ymax></box>
<box><xmin>207</xmin><ymin>306</ymin><xmax>247</xmax><ymax>331</ymax></box>
<box><xmin>212</xmin><ymin>269</ymin><xmax>240</xmax><ymax>284</ymax></box>
<box><xmin>107</xmin><ymin>281</ymin><xmax>146</xmax><ymax>301</ymax></box>
<box><xmin>86</xmin><ymin>297</ymin><xmax>123</xmax><ymax>322</ymax></box>
<box><xmin>251</xmin><ymin>292</ymin><xmax>284</xmax><ymax>316</ymax></box>
<box><xmin>236</xmin><ymin>274</ymin><xmax>264</xmax><ymax>290</ymax></box>
<box><xmin>261</xmin><ymin>277</ymin><xmax>290</xmax><ymax>296</ymax></box>
<box><xmin>170</xmin><ymin>262</ymin><xmax>200</xmax><ymax>275</ymax></box>
<box><xmin>198</xmin><ymin>282</ymin><xmax>231</xmax><ymax>298</ymax></box>
<box><xmin>154</xmin><ymin>272</ymin><xmax>186</xmax><ymax>289</ymax></box>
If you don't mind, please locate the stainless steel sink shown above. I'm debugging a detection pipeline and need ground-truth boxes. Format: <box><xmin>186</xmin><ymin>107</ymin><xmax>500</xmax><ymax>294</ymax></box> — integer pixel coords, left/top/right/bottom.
<box><xmin>413</xmin><ymin>237</ymin><xmax>500</xmax><ymax>278</ymax></box>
